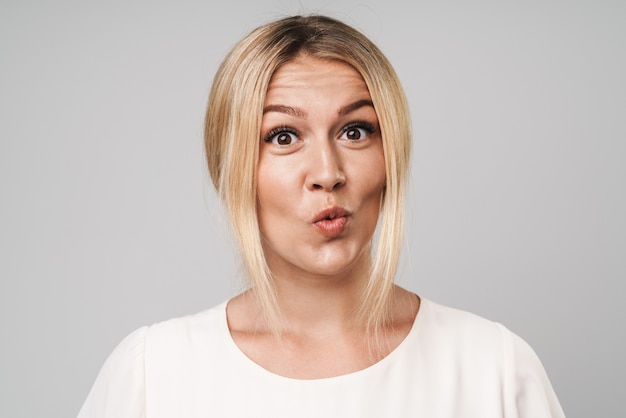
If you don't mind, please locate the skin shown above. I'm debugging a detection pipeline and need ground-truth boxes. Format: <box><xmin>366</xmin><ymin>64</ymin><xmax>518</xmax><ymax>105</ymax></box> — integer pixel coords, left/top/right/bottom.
<box><xmin>258</xmin><ymin>56</ymin><xmax>385</xmax><ymax>284</ymax></box>
<box><xmin>227</xmin><ymin>55</ymin><xmax>419</xmax><ymax>379</ymax></box>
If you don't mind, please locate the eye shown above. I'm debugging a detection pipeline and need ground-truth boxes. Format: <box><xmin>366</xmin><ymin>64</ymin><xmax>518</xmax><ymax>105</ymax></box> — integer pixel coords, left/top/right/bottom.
<box><xmin>340</xmin><ymin>122</ymin><xmax>376</xmax><ymax>141</ymax></box>
<box><xmin>263</xmin><ymin>128</ymin><xmax>299</xmax><ymax>146</ymax></box>
<box><xmin>342</xmin><ymin>127</ymin><xmax>366</xmax><ymax>140</ymax></box>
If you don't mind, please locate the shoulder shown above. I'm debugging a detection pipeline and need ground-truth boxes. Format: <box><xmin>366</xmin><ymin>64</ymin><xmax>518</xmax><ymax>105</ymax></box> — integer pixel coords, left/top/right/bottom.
<box><xmin>417</xmin><ymin>298</ymin><xmax>542</xmax><ymax>373</ymax></box>
<box><xmin>415</xmin><ymin>298</ymin><xmax>565</xmax><ymax>417</ymax></box>
<box><xmin>418</xmin><ymin>299</ymin><xmax>550</xmax><ymax>366</ymax></box>
<box><xmin>78</xmin><ymin>327</ymin><xmax>149</xmax><ymax>417</ymax></box>
<box><xmin>417</xmin><ymin>298</ymin><xmax>509</xmax><ymax>350</ymax></box>
<box><xmin>78</xmin><ymin>302</ymin><xmax>230</xmax><ymax>418</ymax></box>
<box><xmin>142</xmin><ymin>301</ymin><xmax>230</xmax><ymax>367</ymax></box>
<box><xmin>106</xmin><ymin>300</ymin><xmax>228</xmax><ymax>360</ymax></box>
<box><xmin>145</xmin><ymin>301</ymin><xmax>227</xmax><ymax>344</ymax></box>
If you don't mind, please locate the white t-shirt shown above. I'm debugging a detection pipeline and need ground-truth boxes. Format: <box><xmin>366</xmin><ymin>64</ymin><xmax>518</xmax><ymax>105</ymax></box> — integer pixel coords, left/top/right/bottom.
<box><xmin>78</xmin><ymin>298</ymin><xmax>565</xmax><ymax>417</ymax></box>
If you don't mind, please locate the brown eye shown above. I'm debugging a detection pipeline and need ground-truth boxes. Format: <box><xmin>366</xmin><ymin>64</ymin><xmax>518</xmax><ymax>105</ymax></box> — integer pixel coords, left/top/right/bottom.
<box><xmin>264</xmin><ymin>129</ymin><xmax>298</xmax><ymax>146</ymax></box>
<box><xmin>340</xmin><ymin>124</ymin><xmax>374</xmax><ymax>141</ymax></box>
<box><xmin>276</xmin><ymin>132</ymin><xmax>294</xmax><ymax>145</ymax></box>
<box><xmin>345</xmin><ymin>128</ymin><xmax>362</xmax><ymax>140</ymax></box>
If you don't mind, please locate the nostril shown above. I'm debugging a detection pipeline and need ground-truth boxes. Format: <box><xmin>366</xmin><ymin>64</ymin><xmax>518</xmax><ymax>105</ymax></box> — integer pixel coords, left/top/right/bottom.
<box><xmin>308</xmin><ymin>171</ymin><xmax>345</xmax><ymax>191</ymax></box>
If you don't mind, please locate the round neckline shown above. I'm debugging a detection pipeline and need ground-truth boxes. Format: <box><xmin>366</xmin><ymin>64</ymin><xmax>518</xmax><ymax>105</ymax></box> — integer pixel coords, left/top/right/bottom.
<box><xmin>220</xmin><ymin>295</ymin><xmax>426</xmax><ymax>383</ymax></box>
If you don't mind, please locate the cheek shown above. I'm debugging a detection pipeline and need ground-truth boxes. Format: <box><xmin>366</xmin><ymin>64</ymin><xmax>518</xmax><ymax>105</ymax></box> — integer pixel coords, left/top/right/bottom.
<box><xmin>364</xmin><ymin>153</ymin><xmax>387</xmax><ymax>227</ymax></box>
<box><xmin>375</xmin><ymin>146</ymin><xmax>387</xmax><ymax>194</ymax></box>
<box><xmin>361</xmin><ymin>148</ymin><xmax>387</xmax><ymax>198</ymax></box>
<box><xmin>256</xmin><ymin>158</ymin><xmax>301</xmax><ymax>224</ymax></box>
<box><xmin>256</xmin><ymin>154</ymin><xmax>279</xmax><ymax>205</ymax></box>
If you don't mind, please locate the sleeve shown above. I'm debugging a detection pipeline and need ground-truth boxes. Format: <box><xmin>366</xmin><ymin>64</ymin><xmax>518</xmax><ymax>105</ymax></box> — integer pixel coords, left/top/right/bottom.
<box><xmin>498</xmin><ymin>324</ymin><xmax>566</xmax><ymax>418</ymax></box>
<box><xmin>77</xmin><ymin>326</ymin><xmax>148</xmax><ymax>418</ymax></box>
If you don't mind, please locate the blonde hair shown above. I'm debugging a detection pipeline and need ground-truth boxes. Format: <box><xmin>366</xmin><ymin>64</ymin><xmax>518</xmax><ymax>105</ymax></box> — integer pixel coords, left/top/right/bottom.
<box><xmin>205</xmin><ymin>15</ymin><xmax>411</xmax><ymax>334</ymax></box>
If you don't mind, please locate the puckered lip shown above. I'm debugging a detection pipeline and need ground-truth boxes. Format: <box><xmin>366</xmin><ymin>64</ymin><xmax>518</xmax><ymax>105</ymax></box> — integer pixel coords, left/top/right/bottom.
<box><xmin>311</xmin><ymin>206</ymin><xmax>351</xmax><ymax>223</ymax></box>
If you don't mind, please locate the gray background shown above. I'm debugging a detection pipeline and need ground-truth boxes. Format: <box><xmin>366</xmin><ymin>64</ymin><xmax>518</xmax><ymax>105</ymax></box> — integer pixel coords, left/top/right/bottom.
<box><xmin>1</xmin><ymin>0</ymin><xmax>624</xmax><ymax>417</ymax></box>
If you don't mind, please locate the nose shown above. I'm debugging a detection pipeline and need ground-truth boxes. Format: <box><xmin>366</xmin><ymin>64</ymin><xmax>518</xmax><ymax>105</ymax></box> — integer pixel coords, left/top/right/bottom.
<box><xmin>305</xmin><ymin>139</ymin><xmax>346</xmax><ymax>192</ymax></box>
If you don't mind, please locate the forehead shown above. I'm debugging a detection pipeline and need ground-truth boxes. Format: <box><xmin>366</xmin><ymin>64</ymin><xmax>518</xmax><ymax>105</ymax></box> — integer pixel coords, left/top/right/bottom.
<box><xmin>265</xmin><ymin>56</ymin><xmax>371</xmax><ymax>101</ymax></box>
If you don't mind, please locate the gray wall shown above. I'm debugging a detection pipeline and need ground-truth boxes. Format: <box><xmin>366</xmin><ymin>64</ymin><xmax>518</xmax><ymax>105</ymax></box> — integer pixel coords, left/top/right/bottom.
<box><xmin>1</xmin><ymin>0</ymin><xmax>624</xmax><ymax>417</ymax></box>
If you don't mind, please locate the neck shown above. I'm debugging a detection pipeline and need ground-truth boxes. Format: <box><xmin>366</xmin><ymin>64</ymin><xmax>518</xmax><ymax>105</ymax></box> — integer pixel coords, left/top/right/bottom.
<box><xmin>262</xmin><ymin>251</ymin><xmax>372</xmax><ymax>334</ymax></box>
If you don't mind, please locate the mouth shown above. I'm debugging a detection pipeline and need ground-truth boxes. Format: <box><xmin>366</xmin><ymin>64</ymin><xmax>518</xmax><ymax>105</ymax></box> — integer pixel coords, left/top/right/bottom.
<box><xmin>312</xmin><ymin>206</ymin><xmax>351</xmax><ymax>238</ymax></box>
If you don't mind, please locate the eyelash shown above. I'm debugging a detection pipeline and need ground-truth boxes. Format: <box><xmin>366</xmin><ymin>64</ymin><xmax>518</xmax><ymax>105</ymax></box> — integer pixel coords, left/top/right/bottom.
<box><xmin>341</xmin><ymin>121</ymin><xmax>376</xmax><ymax>138</ymax></box>
<box><xmin>262</xmin><ymin>126</ymin><xmax>298</xmax><ymax>143</ymax></box>
<box><xmin>262</xmin><ymin>121</ymin><xmax>377</xmax><ymax>144</ymax></box>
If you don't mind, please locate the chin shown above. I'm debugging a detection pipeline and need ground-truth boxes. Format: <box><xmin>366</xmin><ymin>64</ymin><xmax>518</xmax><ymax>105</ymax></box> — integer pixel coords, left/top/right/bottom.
<box><xmin>299</xmin><ymin>249</ymin><xmax>368</xmax><ymax>278</ymax></box>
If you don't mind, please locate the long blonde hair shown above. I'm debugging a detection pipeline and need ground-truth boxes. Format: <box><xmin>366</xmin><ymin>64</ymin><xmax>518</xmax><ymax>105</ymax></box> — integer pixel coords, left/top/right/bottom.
<box><xmin>205</xmin><ymin>15</ymin><xmax>411</xmax><ymax>334</ymax></box>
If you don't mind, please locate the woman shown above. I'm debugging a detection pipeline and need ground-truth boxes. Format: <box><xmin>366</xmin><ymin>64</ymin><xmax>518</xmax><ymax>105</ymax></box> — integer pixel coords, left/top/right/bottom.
<box><xmin>79</xmin><ymin>15</ymin><xmax>565</xmax><ymax>417</ymax></box>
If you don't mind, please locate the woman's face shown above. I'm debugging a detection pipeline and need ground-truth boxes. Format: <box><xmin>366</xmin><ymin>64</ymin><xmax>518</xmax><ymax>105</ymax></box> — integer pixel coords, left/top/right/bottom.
<box><xmin>257</xmin><ymin>55</ymin><xmax>386</xmax><ymax>281</ymax></box>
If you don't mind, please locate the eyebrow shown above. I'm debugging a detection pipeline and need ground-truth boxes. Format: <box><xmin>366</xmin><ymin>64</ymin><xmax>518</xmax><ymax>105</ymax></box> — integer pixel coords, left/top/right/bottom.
<box><xmin>262</xmin><ymin>105</ymin><xmax>306</xmax><ymax>118</ymax></box>
<box><xmin>262</xmin><ymin>99</ymin><xmax>375</xmax><ymax>118</ymax></box>
<box><xmin>338</xmin><ymin>99</ymin><xmax>375</xmax><ymax>116</ymax></box>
